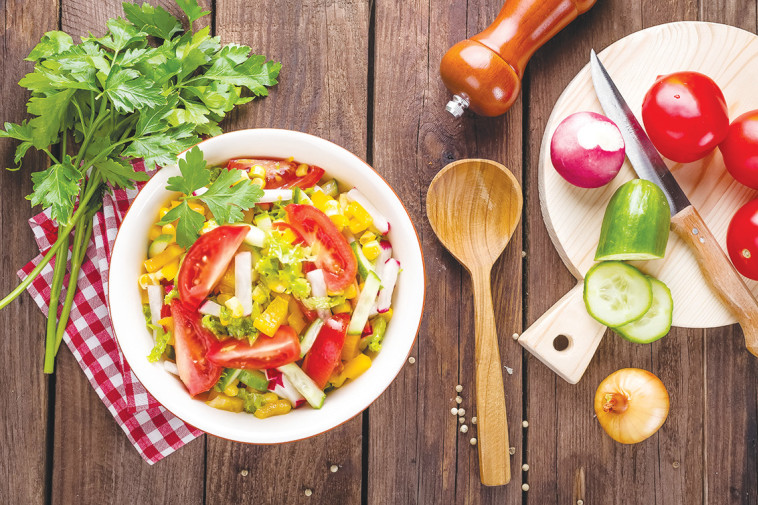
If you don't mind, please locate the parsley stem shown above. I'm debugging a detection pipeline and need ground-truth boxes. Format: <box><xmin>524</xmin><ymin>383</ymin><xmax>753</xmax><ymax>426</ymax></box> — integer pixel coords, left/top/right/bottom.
<box><xmin>0</xmin><ymin>172</ymin><xmax>102</xmax><ymax>311</ymax></box>
<box><xmin>43</xmin><ymin>231</ymin><xmax>70</xmax><ymax>374</ymax></box>
<box><xmin>74</xmin><ymin>111</ymin><xmax>111</xmax><ymax>169</ymax></box>
<box><xmin>43</xmin><ymin>148</ymin><xmax>60</xmax><ymax>165</ymax></box>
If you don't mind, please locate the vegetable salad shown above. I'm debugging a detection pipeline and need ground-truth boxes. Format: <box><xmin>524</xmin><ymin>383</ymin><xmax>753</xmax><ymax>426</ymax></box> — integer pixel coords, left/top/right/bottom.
<box><xmin>139</xmin><ymin>148</ymin><xmax>400</xmax><ymax>418</ymax></box>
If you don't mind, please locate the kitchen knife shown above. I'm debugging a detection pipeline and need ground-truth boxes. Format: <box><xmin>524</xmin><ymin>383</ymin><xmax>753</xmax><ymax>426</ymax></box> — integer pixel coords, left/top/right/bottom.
<box><xmin>590</xmin><ymin>49</ymin><xmax>758</xmax><ymax>357</ymax></box>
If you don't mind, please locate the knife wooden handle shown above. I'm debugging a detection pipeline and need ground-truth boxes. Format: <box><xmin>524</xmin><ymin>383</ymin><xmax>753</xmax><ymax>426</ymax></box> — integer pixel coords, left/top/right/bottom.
<box><xmin>671</xmin><ymin>205</ymin><xmax>758</xmax><ymax>356</ymax></box>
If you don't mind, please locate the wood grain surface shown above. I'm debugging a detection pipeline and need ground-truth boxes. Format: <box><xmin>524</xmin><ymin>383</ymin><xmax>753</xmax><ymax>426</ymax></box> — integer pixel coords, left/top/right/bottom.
<box><xmin>0</xmin><ymin>0</ymin><xmax>755</xmax><ymax>504</ymax></box>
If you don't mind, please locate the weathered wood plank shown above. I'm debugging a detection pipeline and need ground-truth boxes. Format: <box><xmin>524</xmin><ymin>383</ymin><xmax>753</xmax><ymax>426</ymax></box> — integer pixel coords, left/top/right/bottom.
<box><xmin>699</xmin><ymin>2</ymin><xmax>758</xmax><ymax>503</ymax></box>
<box><xmin>523</xmin><ymin>1</ymin><xmax>667</xmax><ymax>504</ymax></box>
<box><xmin>51</xmin><ymin>2</ymin><xmax>209</xmax><ymax>505</ymax></box>
<box><xmin>205</xmin><ymin>1</ymin><xmax>369</xmax><ymax>504</ymax></box>
<box><xmin>0</xmin><ymin>1</ymin><xmax>58</xmax><ymax>503</ymax></box>
<box><xmin>370</xmin><ymin>0</ymin><xmax>524</xmax><ymax>502</ymax></box>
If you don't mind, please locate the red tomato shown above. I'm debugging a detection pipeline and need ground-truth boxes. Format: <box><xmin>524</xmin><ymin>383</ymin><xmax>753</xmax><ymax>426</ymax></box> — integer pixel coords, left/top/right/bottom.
<box><xmin>272</xmin><ymin>221</ymin><xmax>305</xmax><ymax>245</ymax></box>
<box><xmin>284</xmin><ymin>204</ymin><xmax>357</xmax><ymax>292</ymax></box>
<box><xmin>206</xmin><ymin>326</ymin><xmax>301</xmax><ymax>370</ymax></box>
<box><xmin>727</xmin><ymin>199</ymin><xmax>758</xmax><ymax>280</ymax></box>
<box><xmin>295</xmin><ymin>298</ymin><xmax>318</xmax><ymax>322</ymax></box>
<box><xmin>302</xmin><ymin>313</ymin><xmax>350</xmax><ymax>389</ymax></box>
<box><xmin>641</xmin><ymin>71</ymin><xmax>729</xmax><ymax>163</ymax></box>
<box><xmin>226</xmin><ymin>158</ymin><xmax>325</xmax><ymax>189</ymax></box>
<box><xmin>170</xmin><ymin>300</ymin><xmax>223</xmax><ymax>396</ymax></box>
<box><xmin>177</xmin><ymin>225</ymin><xmax>248</xmax><ymax>310</ymax></box>
<box><xmin>719</xmin><ymin>110</ymin><xmax>758</xmax><ymax>189</ymax></box>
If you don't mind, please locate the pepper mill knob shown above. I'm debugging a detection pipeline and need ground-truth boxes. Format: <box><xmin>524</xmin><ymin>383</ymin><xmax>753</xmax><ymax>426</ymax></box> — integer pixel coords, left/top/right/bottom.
<box><xmin>440</xmin><ymin>0</ymin><xmax>597</xmax><ymax>118</ymax></box>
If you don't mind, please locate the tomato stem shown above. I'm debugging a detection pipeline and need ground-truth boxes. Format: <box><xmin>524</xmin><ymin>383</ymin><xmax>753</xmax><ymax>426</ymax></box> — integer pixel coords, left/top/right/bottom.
<box><xmin>602</xmin><ymin>392</ymin><xmax>629</xmax><ymax>414</ymax></box>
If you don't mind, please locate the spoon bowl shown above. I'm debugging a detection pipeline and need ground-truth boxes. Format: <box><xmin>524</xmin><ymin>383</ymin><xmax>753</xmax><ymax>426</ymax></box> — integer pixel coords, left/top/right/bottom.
<box><xmin>427</xmin><ymin>158</ymin><xmax>523</xmax><ymax>486</ymax></box>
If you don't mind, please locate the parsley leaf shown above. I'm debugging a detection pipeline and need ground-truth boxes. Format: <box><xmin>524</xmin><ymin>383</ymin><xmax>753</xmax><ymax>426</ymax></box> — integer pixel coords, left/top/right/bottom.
<box><xmin>122</xmin><ymin>2</ymin><xmax>183</xmax><ymax>40</ymax></box>
<box><xmin>96</xmin><ymin>158</ymin><xmax>150</xmax><ymax>189</ymax></box>
<box><xmin>158</xmin><ymin>200</ymin><xmax>205</xmax><ymax>248</ymax></box>
<box><xmin>0</xmin><ymin>121</ymin><xmax>34</xmax><ymax>169</ymax></box>
<box><xmin>104</xmin><ymin>68</ymin><xmax>164</xmax><ymax>113</ymax></box>
<box><xmin>164</xmin><ymin>145</ymin><xmax>210</xmax><ymax>194</ymax></box>
<box><xmin>26</xmin><ymin>31</ymin><xmax>74</xmax><ymax>61</ymax></box>
<box><xmin>27</xmin><ymin>156</ymin><xmax>82</xmax><ymax>223</ymax></box>
<box><xmin>175</xmin><ymin>0</ymin><xmax>211</xmax><ymax>26</ymax></box>
<box><xmin>199</xmin><ymin>168</ymin><xmax>263</xmax><ymax>224</ymax></box>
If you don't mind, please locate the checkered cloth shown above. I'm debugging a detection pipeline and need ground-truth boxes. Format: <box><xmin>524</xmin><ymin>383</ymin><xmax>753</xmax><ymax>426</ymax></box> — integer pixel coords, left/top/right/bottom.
<box><xmin>18</xmin><ymin>160</ymin><xmax>202</xmax><ymax>464</ymax></box>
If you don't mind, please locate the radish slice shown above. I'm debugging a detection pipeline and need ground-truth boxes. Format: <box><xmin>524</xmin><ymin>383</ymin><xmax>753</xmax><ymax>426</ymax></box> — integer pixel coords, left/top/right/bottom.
<box><xmin>346</xmin><ymin>189</ymin><xmax>390</xmax><ymax>235</ymax></box>
<box><xmin>199</xmin><ymin>300</ymin><xmax>222</xmax><ymax>317</ymax></box>
<box><xmin>193</xmin><ymin>187</ymin><xmax>208</xmax><ymax>196</ymax></box>
<box><xmin>374</xmin><ymin>240</ymin><xmax>393</xmax><ymax>280</ymax></box>
<box><xmin>306</xmin><ymin>269</ymin><xmax>330</xmax><ymax>320</ymax></box>
<box><xmin>550</xmin><ymin>111</ymin><xmax>625</xmax><ymax>189</ymax></box>
<box><xmin>376</xmin><ymin>258</ymin><xmax>400</xmax><ymax>313</ymax></box>
<box><xmin>243</xmin><ymin>225</ymin><xmax>266</xmax><ymax>248</ymax></box>
<box><xmin>265</xmin><ymin>368</ymin><xmax>306</xmax><ymax>408</ymax></box>
<box><xmin>258</xmin><ymin>189</ymin><xmax>294</xmax><ymax>203</ymax></box>
<box><xmin>163</xmin><ymin>361</ymin><xmax>179</xmax><ymax>376</ymax></box>
<box><xmin>146</xmin><ymin>285</ymin><xmax>164</xmax><ymax>326</ymax></box>
<box><xmin>235</xmin><ymin>251</ymin><xmax>253</xmax><ymax>316</ymax></box>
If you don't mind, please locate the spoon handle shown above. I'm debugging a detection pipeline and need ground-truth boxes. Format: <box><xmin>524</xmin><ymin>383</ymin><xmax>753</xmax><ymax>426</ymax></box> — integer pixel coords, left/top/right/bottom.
<box><xmin>471</xmin><ymin>266</ymin><xmax>511</xmax><ymax>486</ymax></box>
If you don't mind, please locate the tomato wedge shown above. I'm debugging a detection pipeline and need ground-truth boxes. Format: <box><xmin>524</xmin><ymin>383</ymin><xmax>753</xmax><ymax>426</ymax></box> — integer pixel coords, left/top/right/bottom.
<box><xmin>302</xmin><ymin>313</ymin><xmax>350</xmax><ymax>389</ymax></box>
<box><xmin>284</xmin><ymin>204</ymin><xmax>357</xmax><ymax>292</ymax></box>
<box><xmin>227</xmin><ymin>158</ymin><xmax>325</xmax><ymax>189</ymax></box>
<box><xmin>177</xmin><ymin>225</ymin><xmax>248</xmax><ymax>310</ymax></box>
<box><xmin>206</xmin><ymin>326</ymin><xmax>301</xmax><ymax>370</ymax></box>
<box><xmin>170</xmin><ymin>300</ymin><xmax>223</xmax><ymax>396</ymax></box>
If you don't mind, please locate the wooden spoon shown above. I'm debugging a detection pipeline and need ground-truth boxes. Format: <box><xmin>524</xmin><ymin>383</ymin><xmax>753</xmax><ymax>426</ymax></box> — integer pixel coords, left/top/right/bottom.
<box><xmin>426</xmin><ymin>159</ymin><xmax>523</xmax><ymax>486</ymax></box>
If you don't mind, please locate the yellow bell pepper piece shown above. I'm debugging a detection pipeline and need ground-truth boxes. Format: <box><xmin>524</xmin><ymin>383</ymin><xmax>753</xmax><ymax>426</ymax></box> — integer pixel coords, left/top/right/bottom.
<box><xmin>329</xmin><ymin>370</ymin><xmax>348</xmax><ymax>388</ymax></box>
<box><xmin>207</xmin><ymin>394</ymin><xmax>244</xmax><ymax>413</ymax></box>
<box><xmin>161</xmin><ymin>260</ymin><xmax>180</xmax><ymax>282</ymax></box>
<box><xmin>329</xmin><ymin>213</ymin><xmax>348</xmax><ymax>231</ymax></box>
<box><xmin>343</xmin><ymin>282</ymin><xmax>358</xmax><ymax>300</ymax></box>
<box><xmin>148</xmin><ymin>226</ymin><xmax>162</xmax><ymax>241</ymax></box>
<box><xmin>343</xmin><ymin>353</ymin><xmax>372</xmax><ymax>380</ymax></box>
<box><xmin>223</xmin><ymin>383</ymin><xmax>239</xmax><ymax>397</ymax></box>
<box><xmin>332</xmin><ymin>301</ymin><xmax>352</xmax><ymax>314</ymax></box>
<box><xmin>157</xmin><ymin>316</ymin><xmax>173</xmax><ymax>333</ymax></box>
<box><xmin>311</xmin><ymin>190</ymin><xmax>332</xmax><ymax>211</ymax></box>
<box><xmin>144</xmin><ymin>245</ymin><xmax>184</xmax><ymax>273</ymax></box>
<box><xmin>359</xmin><ymin>231</ymin><xmax>376</xmax><ymax>245</ymax></box>
<box><xmin>285</xmin><ymin>297</ymin><xmax>307</xmax><ymax>334</ymax></box>
<box><xmin>346</xmin><ymin>201</ymin><xmax>373</xmax><ymax>234</ymax></box>
<box><xmin>254</xmin><ymin>296</ymin><xmax>289</xmax><ymax>336</ymax></box>
<box><xmin>262</xmin><ymin>392</ymin><xmax>279</xmax><ymax>403</ymax></box>
<box><xmin>341</xmin><ymin>333</ymin><xmax>360</xmax><ymax>361</ymax></box>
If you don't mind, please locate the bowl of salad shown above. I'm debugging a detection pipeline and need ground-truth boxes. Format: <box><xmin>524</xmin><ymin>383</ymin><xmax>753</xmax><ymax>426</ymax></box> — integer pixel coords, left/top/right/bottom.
<box><xmin>109</xmin><ymin>129</ymin><xmax>424</xmax><ymax>443</ymax></box>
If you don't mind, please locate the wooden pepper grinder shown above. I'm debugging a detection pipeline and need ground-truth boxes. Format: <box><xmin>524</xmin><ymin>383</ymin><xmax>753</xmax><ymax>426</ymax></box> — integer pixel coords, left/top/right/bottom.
<box><xmin>440</xmin><ymin>0</ymin><xmax>597</xmax><ymax>117</ymax></box>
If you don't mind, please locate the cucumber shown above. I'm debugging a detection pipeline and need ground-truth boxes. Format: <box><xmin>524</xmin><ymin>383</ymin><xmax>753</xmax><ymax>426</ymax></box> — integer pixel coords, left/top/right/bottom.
<box><xmin>237</xmin><ymin>369</ymin><xmax>269</xmax><ymax>391</ymax></box>
<box><xmin>320</xmin><ymin>179</ymin><xmax>339</xmax><ymax>198</ymax></box>
<box><xmin>583</xmin><ymin>261</ymin><xmax>652</xmax><ymax>327</ymax></box>
<box><xmin>350</xmin><ymin>241</ymin><xmax>376</xmax><ymax>279</ymax></box>
<box><xmin>216</xmin><ymin>368</ymin><xmax>242</xmax><ymax>391</ymax></box>
<box><xmin>293</xmin><ymin>186</ymin><xmax>313</xmax><ymax>205</ymax></box>
<box><xmin>595</xmin><ymin>179</ymin><xmax>671</xmax><ymax>261</ymax></box>
<box><xmin>348</xmin><ymin>271</ymin><xmax>382</xmax><ymax>335</ymax></box>
<box><xmin>299</xmin><ymin>318</ymin><xmax>325</xmax><ymax>357</ymax></box>
<box><xmin>148</xmin><ymin>234</ymin><xmax>173</xmax><ymax>258</ymax></box>
<box><xmin>614</xmin><ymin>277</ymin><xmax>673</xmax><ymax>343</ymax></box>
<box><xmin>277</xmin><ymin>363</ymin><xmax>326</xmax><ymax>409</ymax></box>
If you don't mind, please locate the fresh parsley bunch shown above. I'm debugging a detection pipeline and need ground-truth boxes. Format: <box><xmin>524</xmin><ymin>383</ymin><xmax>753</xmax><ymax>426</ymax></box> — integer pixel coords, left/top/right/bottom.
<box><xmin>0</xmin><ymin>0</ymin><xmax>280</xmax><ymax>373</ymax></box>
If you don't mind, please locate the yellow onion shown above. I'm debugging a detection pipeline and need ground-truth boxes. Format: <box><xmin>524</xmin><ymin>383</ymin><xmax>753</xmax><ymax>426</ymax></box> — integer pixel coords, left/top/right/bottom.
<box><xmin>594</xmin><ymin>368</ymin><xmax>669</xmax><ymax>444</ymax></box>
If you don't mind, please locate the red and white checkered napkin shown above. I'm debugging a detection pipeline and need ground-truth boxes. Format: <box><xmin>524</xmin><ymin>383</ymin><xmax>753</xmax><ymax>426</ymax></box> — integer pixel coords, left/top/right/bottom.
<box><xmin>18</xmin><ymin>160</ymin><xmax>202</xmax><ymax>464</ymax></box>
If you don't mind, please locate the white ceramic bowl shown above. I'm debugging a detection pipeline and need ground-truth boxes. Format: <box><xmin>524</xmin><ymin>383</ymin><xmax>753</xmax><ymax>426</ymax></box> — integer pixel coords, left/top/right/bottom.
<box><xmin>109</xmin><ymin>129</ymin><xmax>425</xmax><ymax>443</ymax></box>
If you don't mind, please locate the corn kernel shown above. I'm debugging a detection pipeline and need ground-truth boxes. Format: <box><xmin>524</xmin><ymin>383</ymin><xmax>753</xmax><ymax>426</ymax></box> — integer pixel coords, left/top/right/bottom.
<box><xmin>268</xmin><ymin>279</ymin><xmax>287</xmax><ymax>293</ymax></box>
<box><xmin>225</xmin><ymin>296</ymin><xmax>245</xmax><ymax>318</ymax></box>
<box><xmin>362</xmin><ymin>240</ymin><xmax>381</xmax><ymax>261</ymax></box>
<box><xmin>359</xmin><ymin>231</ymin><xmax>376</xmax><ymax>245</ymax></box>
<box><xmin>158</xmin><ymin>207</ymin><xmax>171</xmax><ymax>219</ymax></box>
<box><xmin>252</xmin><ymin>177</ymin><xmax>266</xmax><ymax>188</ymax></box>
<box><xmin>254</xmin><ymin>296</ymin><xmax>289</xmax><ymax>336</ymax></box>
<box><xmin>343</xmin><ymin>283</ymin><xmax>358</xmax><ymax>299</ymax></box>
<box><xmin>144</xmin><ymin>245</ymin><xmax>184</xmax><ymax>273</ymax></box>
<box><xmin>332</xmin><ymin>301</ymin><xmax>353</xmax><ymax>314</ymax></box>
<box><xmin>296</xmin><ymin>163</ymin><xmax>309</xmax><ymax>177</ymax></box>
<box><xmin>161</xmin><ymin>260</ymin><xmax>180</xmax><ymax>281</ymax></box>
<box><xmin>161</xmin><ymin>223</ymin><xmax>176</xmax><ymax>240</ymax></box>
<box><xmin>249</xmin><ymin>164</ymin><xmax>266</xmax><ymax>179</ymax></box>
<box><xmin>329</xmin><ymin>213</ymin><xmax>348</xmax><ymax>231</ymax></box>
<box><xmin>157</xmin><ymin>316</ymin><xmax>173</xmax><ymax>332</ymax></box>
<box><xmin>148</xmin><ymin>226</ymin><xmax>162</xmax><ymax>241</ymax></box>
<box><xmin>323</xmin><ymin>200</ymin><xmax>341</xmax><ymax>215</ymax></box>
<box><xmin>200</xmin><ymin>219</ymin><xmax>219</xmax><ymax>235</ymax></box>
<box><xmin>223</xmin><ymin>383</ymin><xmax>239</xmax><ymax>397</ymax></box>
<box><xmin>187</xmin><ymin>201</ymin><xmax>205</xmax><ymax>215</ymax></box>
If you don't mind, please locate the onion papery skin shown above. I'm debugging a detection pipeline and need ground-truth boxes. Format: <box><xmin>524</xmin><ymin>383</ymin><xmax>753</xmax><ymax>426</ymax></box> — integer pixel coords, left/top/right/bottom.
<box><xmin>594</xmin><ymin>368</ymin><xmax>670</xmax><ymax>444</ymax></box>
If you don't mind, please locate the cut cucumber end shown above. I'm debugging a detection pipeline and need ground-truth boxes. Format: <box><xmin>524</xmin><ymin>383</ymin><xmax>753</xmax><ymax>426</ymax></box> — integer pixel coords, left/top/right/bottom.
<box><xmin>613</xmin><ymin>276</ymin><xmax>673</xmax><ymax>344</ymax></box>
<box><xmin>583</xmin><ymin>261</ymin><xmax>653</xmax><ymax>327</ymax></box>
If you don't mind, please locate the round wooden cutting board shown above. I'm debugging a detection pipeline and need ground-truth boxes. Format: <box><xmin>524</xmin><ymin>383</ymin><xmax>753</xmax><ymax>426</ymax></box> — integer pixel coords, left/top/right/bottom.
<box><xmin>540</xmin><ymin>21</ymin><xmax>758</xmax><ymax>329</ymax></box>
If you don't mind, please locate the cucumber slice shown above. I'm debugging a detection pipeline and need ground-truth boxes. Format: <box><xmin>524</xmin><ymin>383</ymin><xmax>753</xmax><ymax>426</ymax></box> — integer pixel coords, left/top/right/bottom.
<box><xmin>238</xmin><ymin>369</ymin><xmax>269</xmax><ymax>391</ymax></box>
<box><xmin>148</xmin><ymin>234</ymin><xmax>173</xmax><ymax>258</ymax></box>
<box><xmin>614</xmin><ymin>277</ymin><xmax>673</xmax><ymax>343</ymax></box>
<box><xmin>293</xmin><ymin>186</ymin><xmax>313</xmax><ymax>205</ymax></box>
<box><xmin>351</xmin><ymin>241</ymin><xmax>376</xmax><ymax>279</ymax></box>
<box><xmin>348</xmin><ymin>272</ymin><xmax>382</xmax><ymax>335</ymax></box>
<box><xmin>320</xmin><ymin>179</ymin><xmax>339</xmax><ymax>198</ymax></box>
<box><xmin>299</xmin><ymin>318</ymin><xmax>325</xmax><ymax>357</ymax></box>
<box><xmin>583</xmin><ymin>261</ymin><xmax>652</xmax><ymax>327</ymax></box>
<box><xmin>595</xmin><ymin>180</ymin><xmax>671</xmax><ymax>261</ymax></box>
<box><xmin>216</xmin><ymin>368</ymin><xmax>242</xmax><ymax>391</ymax></box>
<box><xmin>277</xmin><ymin>363</ymin><xmax>326</xmax><ymax>409</ymax></box>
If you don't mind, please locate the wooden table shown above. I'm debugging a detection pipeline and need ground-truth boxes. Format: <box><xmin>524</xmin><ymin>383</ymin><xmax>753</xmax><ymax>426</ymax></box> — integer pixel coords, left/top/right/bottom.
<box><xmin>1</xmin><ymin>0</ymin><xmax>756</xmax><ymax>503</ymax></box>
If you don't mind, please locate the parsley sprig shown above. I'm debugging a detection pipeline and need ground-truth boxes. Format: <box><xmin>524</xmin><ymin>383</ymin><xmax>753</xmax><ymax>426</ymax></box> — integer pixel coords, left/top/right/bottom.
<box><xmin>0</xmin><ymin>0</ymin><xmax>281</xmax><ymax>373</ymax></box>
<box><xmin>159</xmin><ymin>146</ymin><xmax>263</xmax><ymax>247</ymax></box>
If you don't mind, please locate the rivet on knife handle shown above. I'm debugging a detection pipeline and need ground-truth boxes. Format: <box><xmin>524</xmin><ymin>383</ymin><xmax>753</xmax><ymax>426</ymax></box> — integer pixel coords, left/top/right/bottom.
<box><xmin>671</xmin><ymin>206</ymin><xmax>758</xmax><ymax>356</ymax></box>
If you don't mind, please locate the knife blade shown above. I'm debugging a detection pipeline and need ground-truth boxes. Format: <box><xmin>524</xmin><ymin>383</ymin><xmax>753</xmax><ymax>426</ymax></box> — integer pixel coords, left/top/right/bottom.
<box><xmin>589</xmin><ymin>49</ymin><xmax>758</xmax><ymax>358</ymax></box>
<box><xmin>589</xmin><ymin>50</ymin><xmax>689</xmax><ymax>215</ymax></box>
